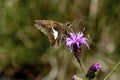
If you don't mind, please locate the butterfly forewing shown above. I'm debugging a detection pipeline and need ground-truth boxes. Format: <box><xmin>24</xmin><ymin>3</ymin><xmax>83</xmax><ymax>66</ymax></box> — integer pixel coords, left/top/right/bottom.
<box><xmin>35</xmin><ymin>20</ymin><xmax>70</xmax><ymax>46</ymax></box>
<box><xmin>35</xmin><ymin>20</ymin><xmax>48</xmax><ymax>35</ymax></box>
<box><xmin>35</xmin><ymin>20</ymin><xmax>56</xmax><ymax>45</ymax></box>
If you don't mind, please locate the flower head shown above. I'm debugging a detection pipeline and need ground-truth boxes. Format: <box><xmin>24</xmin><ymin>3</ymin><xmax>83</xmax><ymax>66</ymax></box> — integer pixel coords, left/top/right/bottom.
<box><xmin>86</xmin><ymin>63</ymin><xmax>101</xmax><ymax>80</ymax></box>
<box><xmin>66</xmin><ymin>32</ymin><xmax>89</xmax><ymax>51</ymax></box>
<box><xmin>90</xmin><ymin>63</ymin><xmax>101</xmax><ymax>72</ymax></box>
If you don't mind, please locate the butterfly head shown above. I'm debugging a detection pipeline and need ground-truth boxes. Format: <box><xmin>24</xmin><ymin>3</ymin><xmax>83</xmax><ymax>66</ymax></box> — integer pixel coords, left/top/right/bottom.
<box><xmin>64</xmin><ymin>22</ymin><xmax>74</xmax><ymax>35</ymax></box>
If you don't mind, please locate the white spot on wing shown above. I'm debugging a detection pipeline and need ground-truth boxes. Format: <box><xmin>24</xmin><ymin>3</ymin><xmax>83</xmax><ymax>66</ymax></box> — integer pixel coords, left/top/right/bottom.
<box><xmin>52</xmin><ymin>27</ymin><xmax>58</xmax><ymax>39</ymax></box>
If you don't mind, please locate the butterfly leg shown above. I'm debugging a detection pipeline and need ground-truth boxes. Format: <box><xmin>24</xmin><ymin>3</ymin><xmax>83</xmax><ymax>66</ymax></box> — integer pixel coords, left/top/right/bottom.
<box><xmin>57</xmin><ymin>34</ymin><xmax>65</xmax><ymax>46</ymax></box>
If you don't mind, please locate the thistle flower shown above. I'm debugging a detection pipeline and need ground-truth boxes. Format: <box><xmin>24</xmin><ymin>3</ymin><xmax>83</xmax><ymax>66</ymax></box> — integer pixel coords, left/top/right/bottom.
<box><xmin>66</xmin><ymin>32</ymin><xmax>89</xmax><ymax>63</ymax></box>
<box><xmin>66</xmin><ymin>32</ymin><xmax>89</xmax><ymax>51</ymax></box>
<box><xmin>86</xmin><ymin>63</ymin><xmax>101</xmax><ymax>80</ymax></box>
<box><xmin>89</xmin><ymin>63</ymin><xmax>101</xmax><ymax>72</ymax></box>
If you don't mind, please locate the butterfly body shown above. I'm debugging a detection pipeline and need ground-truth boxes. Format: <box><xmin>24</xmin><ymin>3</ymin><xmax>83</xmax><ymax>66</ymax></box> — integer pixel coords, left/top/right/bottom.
<box><xmin>35</xmin><ymin>20</ymin><xmax>71</xmax><ymax>46</ymax></box>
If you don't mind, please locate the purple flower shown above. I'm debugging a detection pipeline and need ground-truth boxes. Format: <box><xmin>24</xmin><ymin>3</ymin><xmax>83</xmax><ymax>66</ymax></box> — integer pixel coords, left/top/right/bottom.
<box><xmin>90</xmin><ymin>63</ymin><xmax>101</xmax><ymax>72</ymax></box>
<box><xmin>66</xmin><ymin>32</ymin><xmax>89</xmax><ymax>63</ymax></box>
<box><xmin>66</xmin><ymin>32</ymin><xmax>89</xmax><ymax>52</ymax></box>
<box><xmin>86</xmin><ymin>63</ymin><xmax>101</xmax><ymax>80</ymax></box>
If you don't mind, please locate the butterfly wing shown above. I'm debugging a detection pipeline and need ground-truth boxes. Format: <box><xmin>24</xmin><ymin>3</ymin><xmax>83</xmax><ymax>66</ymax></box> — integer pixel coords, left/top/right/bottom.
<box><xmin>35</xmin><ymin>20</ymin><xmax>56</xmax><ymax>45</ymax></box>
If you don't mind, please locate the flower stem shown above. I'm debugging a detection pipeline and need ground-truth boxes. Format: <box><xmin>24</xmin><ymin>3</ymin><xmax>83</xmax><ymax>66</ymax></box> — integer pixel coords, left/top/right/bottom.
<box><xmin>79</xmin><ymin>60</ymin><xmax>88</xmax><ymax>80</ymax></box>
<box><xmin>80</xmin><ymin>60</ymin><xmax>87</xmax><ymax>75</ymax></box>
<box><xmin>103</xmin><ymin>61</ymin><xmax>120</xmax><ymax>80</ymax></box>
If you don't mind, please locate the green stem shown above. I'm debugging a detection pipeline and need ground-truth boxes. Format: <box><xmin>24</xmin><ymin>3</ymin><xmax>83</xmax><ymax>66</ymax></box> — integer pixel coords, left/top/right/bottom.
<box><xmin>103</xmin><ymin>61</ymin><xmax>120</xmax><ymax>80</ymax></box>
<box><xmin>80</xmin><ymin>60</ymin><xmax>87</xmax><ymax>75</ymax></box>
<box><xmin>79</xmin><ymin>60</ymin><xmax>88</xmax><ymax>80</ymax></box>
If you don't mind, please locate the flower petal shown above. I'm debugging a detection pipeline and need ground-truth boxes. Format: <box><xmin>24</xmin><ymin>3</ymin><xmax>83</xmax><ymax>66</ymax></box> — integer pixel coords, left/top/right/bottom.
<box><xmin>79</xmin><ymin>38</ymin><xmax>89</xmax><ymax>49</ymax></box>
<box><xmin>70</xmin><ymin>32</ymin><xmax>76</xmax><ymax>41</ymax></box>
<box><xmin>76</xmin><ymin>42</ymin><xmax>80</xmax><ymax>48</ymax></box>
<box><xmin>66</xmin><ymin>38</ymin><xmax>74</xmax><ymax>47</ymax></box>
<box><xmin>77</xmin><ymin>32</ymin><xmax>83</xmax><ymax>39</ymax></box>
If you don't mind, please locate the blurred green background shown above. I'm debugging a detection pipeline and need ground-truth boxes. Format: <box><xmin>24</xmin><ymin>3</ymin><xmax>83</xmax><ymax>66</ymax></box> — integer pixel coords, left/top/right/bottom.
<box><xmin>0</xmin><ymin>0</ymin><xmax>120</xmax><ymax>80</ymax></box>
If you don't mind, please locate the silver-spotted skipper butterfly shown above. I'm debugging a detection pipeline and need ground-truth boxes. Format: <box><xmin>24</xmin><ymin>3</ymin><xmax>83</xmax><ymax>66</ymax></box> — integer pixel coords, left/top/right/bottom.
<box><xmin>35</xmin><ymin>20</ymin><xmax>72</xmax><ymax>46</ymax></box>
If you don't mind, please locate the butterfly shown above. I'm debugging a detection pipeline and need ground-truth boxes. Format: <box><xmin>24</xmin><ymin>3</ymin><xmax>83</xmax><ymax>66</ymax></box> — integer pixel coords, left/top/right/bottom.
<box><xmin>35</xmin><ymin>20</ymin><xmax>72</xmax><ymax>46</ymax></box>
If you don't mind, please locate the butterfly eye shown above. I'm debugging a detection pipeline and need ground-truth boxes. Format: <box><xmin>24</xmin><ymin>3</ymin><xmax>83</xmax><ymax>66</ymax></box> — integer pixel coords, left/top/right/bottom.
<box><xmin>66</xmin><ymin>22</ymin><xmax>72</xmax><ymax>27</ymax></box>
